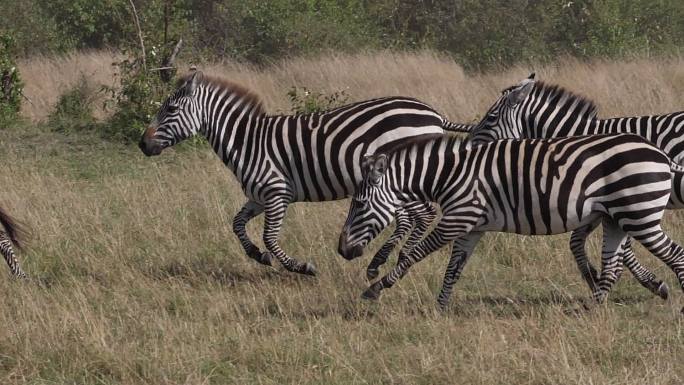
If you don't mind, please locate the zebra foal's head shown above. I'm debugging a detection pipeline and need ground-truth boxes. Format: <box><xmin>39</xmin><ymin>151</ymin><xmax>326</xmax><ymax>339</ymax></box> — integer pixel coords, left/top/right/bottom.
<box><xmin>338</xmin><ymin>154</ymin><xmax>397</xmax><ymax>260</ymax></box>
<box><xmin>139</xmin><ymin>71</ymin><xmax>205</xmax><ymax>156</ymax></box>
<box><xmin>467</xmin><ymin>73</ymin><xmax>536</xmax><ymax>145</ymax></box>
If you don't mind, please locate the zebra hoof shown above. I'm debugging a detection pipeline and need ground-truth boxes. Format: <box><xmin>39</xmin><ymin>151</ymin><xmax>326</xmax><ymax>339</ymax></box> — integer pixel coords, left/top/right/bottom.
<box><xmin>12</xmin><ymin>271</ymin><xmax>28</xmax><ymax>280</ymax></box>
<box><xmin>655</xmin><ymin>281</ymin><xmax>669</xmax><ymax>300</ymax></box>
<box><xmin>302</xmin><ymin>262</ymin><xmax>317</xmax><ymax>276</ymax></box>
<box><xmin>256</xmin><ymin>252</ymin><xmax>273</xmax><ymax>266</ymax></box>
<box><xmin>366</xmin><ymin>268</ymin><xmax>379</xmax><ymax>281</ymax></box>
<box><xmin>361</xmin><ymin>283</ymin><xmax>382</xmax><ymax>300</ymax></box>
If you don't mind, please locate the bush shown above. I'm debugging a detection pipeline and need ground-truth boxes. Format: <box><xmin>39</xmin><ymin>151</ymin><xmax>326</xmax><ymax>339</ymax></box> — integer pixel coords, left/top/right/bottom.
<box><xmin>0</xmin><ymin>33</ymin><xmax>24</xmax><ymax>124</ymax></box>
<box><xmin>4</xmin><ymin>1</ymin><xmax>683</xmax><ymax>74</ymax></box>
<box><xmin>47</xmin><ymin>76</ymin><xmax>97</xmax><ymax>133</ymax></box>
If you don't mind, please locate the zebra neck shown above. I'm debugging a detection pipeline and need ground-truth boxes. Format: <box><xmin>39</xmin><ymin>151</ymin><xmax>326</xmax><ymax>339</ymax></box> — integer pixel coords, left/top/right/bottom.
<box><xmin>532</xmin><ymin>115</ymin><xmax>601</xmax><ymax>137</ymax></box>
<box><xmin>201</xmin><ymin>92</ymin><xmax>265</xmax><ymax>174</ymax></box>
<box><xmin>389</xmin><ymin>158</ymin><xmax>438</xmax><ymax>204</ymax></box>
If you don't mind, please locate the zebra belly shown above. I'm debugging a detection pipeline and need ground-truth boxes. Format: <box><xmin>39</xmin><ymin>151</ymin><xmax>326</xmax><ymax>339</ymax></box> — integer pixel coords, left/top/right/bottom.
<box><xmin>476</xmin><ymin>209</ymin><xmax>602</xmax><ymax>236</ymax></box>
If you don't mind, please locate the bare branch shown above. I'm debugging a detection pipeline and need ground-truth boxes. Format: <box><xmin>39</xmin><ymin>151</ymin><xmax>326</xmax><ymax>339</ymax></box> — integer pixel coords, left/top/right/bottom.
<box><xmin>160</xmin><ymin>38</ymin><xmax>183</xmax><ymax>82</ymax></box>
<box><xmin>127</xmin><ymin>0</ymin><xmax>146</xmax><ymax>71</ymax></box>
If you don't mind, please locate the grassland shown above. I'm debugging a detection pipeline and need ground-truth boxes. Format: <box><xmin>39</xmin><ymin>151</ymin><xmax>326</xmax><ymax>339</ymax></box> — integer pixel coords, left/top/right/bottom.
<box><xmin>1</xmin><ymin>52</ymin><xmax>684</xmax><ymax>384</ymax></box>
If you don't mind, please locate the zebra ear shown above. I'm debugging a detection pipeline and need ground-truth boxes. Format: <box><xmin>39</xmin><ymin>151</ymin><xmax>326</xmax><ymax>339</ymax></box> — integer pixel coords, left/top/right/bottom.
<box><xmin>528</xmin><ymin>72</ymin><xmax>535</xmax><ymax>80</ymax></box>
<box><xmin>185</xmin><ymin>70</ymin><xmax>203</xmax><ymax>95</ymax></box>
<box><xmin>507</xmin><ymin>78</ymin><xmax>534</xmax><ymax>107</ymax></box>
<box><xmin>369</xmin><ymin>154</ymin><xmax>389</xmax><ymax>185</ymax></box>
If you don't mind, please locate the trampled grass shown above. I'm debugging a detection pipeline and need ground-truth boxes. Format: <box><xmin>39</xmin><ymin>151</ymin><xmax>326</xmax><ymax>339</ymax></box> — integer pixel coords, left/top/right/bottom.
<box><xmin>1</xmin><ymin>52</ymin><xmax>684</xmax><ymax>384</ymax></box>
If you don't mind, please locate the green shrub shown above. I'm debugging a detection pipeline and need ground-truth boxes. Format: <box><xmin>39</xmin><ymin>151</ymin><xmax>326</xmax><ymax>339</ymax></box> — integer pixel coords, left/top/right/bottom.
<box><xmin>0</xmin><ymin>32</ymin><xmax>24</xmax><ymax>124</ymax></box>
<box><xmin>47</xmin><ymin>76</ymin><xmax>97</xmax><ymax>133</ymax></box>
<box><xmin>102</xmin><ymin>52</ymin><xmax>173</xmax><ymax>143</ymax></box>
<box><xmin>287</xmin><ymin>87</ymin><xmax>349</xmax><ymax>114</ymax></box>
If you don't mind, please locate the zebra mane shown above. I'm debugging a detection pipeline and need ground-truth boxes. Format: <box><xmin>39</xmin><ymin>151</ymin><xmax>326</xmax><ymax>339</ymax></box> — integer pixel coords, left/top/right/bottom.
<box><xmin>177</xmin><ymin>73</ymin><xmax>266</xmax><ymax>116</ymax></box>
<box><xmin>532</xmin><ymin>81</ymin><xmax>599</xmax><ymax>119</ymax></box>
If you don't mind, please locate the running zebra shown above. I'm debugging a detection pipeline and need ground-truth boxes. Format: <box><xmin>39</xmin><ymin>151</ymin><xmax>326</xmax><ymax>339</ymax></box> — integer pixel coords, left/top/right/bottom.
<box><xmin>467</xmin><ymin>74</ymin><xmax>684</xmax><ymax>299</ymax></box>
<box><xmin>139</xmin><ymin>71</ymin><xmax>471</xmax><ymax>276</ymax></box>
<box><xmin>338</xmin><ymin>134</ymin><xmax>684</xmax><ymax>310</ymax></box>
<box><xmin>0</xmin><ymin>206</ymin><xmax>27</xmax><ymax>278</ymax></box>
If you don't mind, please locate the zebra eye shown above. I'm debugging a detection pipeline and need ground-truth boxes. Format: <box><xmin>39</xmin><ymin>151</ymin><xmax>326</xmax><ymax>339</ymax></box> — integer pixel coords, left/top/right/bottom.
<box><xmin>168</xmin><ymin>105</ymin><xmax>179</xmax><ymax>114</ymax></box>
<box><xmin>485</xmin><ymin>113</ymin><xmax>498</xmax><ymax>122</ymax></box>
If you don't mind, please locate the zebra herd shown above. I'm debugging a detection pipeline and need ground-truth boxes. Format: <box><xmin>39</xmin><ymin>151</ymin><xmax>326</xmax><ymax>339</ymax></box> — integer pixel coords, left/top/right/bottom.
<box><xmin>4</xmin><ymin>70</ymin><xmax>684</xmax><ymax>313</ymax></box>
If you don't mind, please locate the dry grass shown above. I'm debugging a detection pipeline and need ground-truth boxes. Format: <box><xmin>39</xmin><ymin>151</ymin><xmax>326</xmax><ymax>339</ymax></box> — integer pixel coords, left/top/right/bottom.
<box><xmin>19</xmin><ymin>51</ymin><xmax>684</xmax><ymax>123</ymax></box>
<box><xmin>3</xmin><ymin>52</ymin><xmax>684</xmax><ymax>384</ymax></box>
<box><xmin>17</xmin><ymin>51</ymin><xmax>120</xmax><ymax>121</ymax></box>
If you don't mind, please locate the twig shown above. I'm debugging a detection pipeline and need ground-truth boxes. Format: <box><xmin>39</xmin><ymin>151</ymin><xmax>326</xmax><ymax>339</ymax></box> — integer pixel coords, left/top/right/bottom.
<box><xmin>149</xmin><ymin>66</ymin><xmax>176</xmax><ymax>72</ymax></box>
<box><xmin>19</xmin><ymin>90</ymin><xmax>34</xmax><ymax>106</ymax></box>
<box><xmin>127</xmin><ymin>0</ymin><xmax>146</xmax><ymax>71</ymax></box>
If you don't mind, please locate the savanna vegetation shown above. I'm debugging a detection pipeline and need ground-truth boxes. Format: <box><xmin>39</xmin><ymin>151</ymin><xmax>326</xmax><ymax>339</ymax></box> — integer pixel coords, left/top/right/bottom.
<box><xmin>2</xmin><ymin>1</ymin><xmax>684</xmax><ymax>384</ymax></box>
<box><xmin>2</xmin><ymin>51</ymin><xmax>684</xmax><ymax>384</ymax></box>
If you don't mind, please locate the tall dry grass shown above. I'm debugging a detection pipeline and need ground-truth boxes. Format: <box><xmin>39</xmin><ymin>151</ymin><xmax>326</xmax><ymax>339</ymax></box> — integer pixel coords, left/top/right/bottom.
<box><xmin>3</xmin><ymin>51</ymin><xmax>684</xmax><ymax>384</ymax></box>
<box><xmin>18</xmin><ymin>50</ymin><xmax>684</xmax><ymax>123</ymax></box>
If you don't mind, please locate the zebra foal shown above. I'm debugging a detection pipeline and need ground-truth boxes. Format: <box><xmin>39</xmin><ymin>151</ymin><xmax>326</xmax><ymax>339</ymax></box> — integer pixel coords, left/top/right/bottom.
<box><xmin>467</xmin><ymin>74</ymin><xmax>684</xmax><ymax>299</ymax></box>
<box><xmin>0</xmin><ymin>206</ymin><xmax>27</xmax><ymax>278</ymax></box>
<box><xmin>139</xmin><ymin>71</ymin><xmax>470</xmax><ymax>277</ymax></box>
<box><xmin>338</xmin><ymin>134</ymin><xmax>684</xmax><ymax>311</ymax></box>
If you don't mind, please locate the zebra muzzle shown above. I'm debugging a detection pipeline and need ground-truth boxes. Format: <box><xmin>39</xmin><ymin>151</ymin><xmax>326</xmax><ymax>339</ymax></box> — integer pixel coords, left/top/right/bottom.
<box><xmin>139</xmin><ymin>137</ymin><xmax>163</xmax><ymax>157</ymax></box>
<box><xmin>139</xmin><ymin>124</ymin><xmax>164</xmax><ymax>156</ymax></box>
<box><xmin>338</xmin><ymin>232</ymin><xmax>363</xmax><ymax>260</ymax></box>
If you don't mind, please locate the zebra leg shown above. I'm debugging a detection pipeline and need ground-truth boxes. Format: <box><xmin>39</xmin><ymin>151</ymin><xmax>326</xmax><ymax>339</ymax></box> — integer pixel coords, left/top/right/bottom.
<box><xmin>569</xmin><ymin>221</ymin><xmax>601</xmax><ymax>292</ymax></box>
<box><xmin>571</xmin><ymin>221</ymin><xmax>668</xmax><ymax>299</ymax></box>
<box><xmin>362</xmin><ymin>225</ymin><xmax>455</xmax><ymax>300</ymax></box>
<box><xmin>262</xmin><ymin>199</ymin><xmax>316</xmax><ymax>276</ymax></box>
<box><xmin>437</xmin><ymin>232</ymin><xmax>483</xmax><ymax>309</ymax></box>
<box><xmin>627</xmin><ymin>225</ymin><xmax>684</xmax><ymax>313</ymax></box>
<box><xmin>366</xmin><ymin>207</ymin><xmax>412</xmax><ymax>281</ymax></box>
<box><xmin>620</xmin><ymin>238</ymin><xmax>669</xmax><ymax>300</ymax></box>
<box><xmin>397</xmin><ymin>201</ymin><xmax>437</xmax><ymax>265</ymax></box>
<box><xmin>592</xmin><ymin>220</ymin><xmax>628</xmax><ymax>304</ymax></box>
<box><xmin>232</xmin><ymin>201</ymin><xmax>271</xmax><ymax>266</ymax></box>
<box><xmin>0</xmin><ymin>231</ymin><xmax>27</xmax><ymax>278</ymax></box>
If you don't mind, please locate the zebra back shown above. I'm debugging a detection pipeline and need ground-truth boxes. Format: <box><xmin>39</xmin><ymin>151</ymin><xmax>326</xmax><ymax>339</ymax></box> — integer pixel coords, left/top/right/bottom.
<box><xmin>468</xmin><ymin>76</ymin><xmax>684</xmax><ymax>161</ymax></box>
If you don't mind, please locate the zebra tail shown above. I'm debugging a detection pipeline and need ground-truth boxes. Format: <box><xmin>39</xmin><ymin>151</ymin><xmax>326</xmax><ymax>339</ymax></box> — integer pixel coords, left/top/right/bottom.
<box><xmin>442</xmin><ymin>119</ymin><xmax>474</xmax><ymax>134</ymax></box>
<box><xmin>0</xmin><ymin>206</ymin><xmax>26</xmax><ymax>250</ymax></box>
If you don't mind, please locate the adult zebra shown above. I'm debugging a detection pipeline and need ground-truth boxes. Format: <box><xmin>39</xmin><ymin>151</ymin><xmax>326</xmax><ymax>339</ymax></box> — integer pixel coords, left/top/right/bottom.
<box><xmin>467</xmin><ymin>74</ymin><xmax>683</xmax><ymax>299</ymax></box>
<box><xmin>139</xmin><ymin>71</ymin><xmax>471</xmax><ymax>276</ymax></box>
<box><xmin>0</xmin><ymin>206</ymin><xmax>27</xmax><ymax>278</ymax></box>
<box><xmin>338</xmin><ymin>134</ymin><xmax>684</xmax><ymax>310</ymax></box>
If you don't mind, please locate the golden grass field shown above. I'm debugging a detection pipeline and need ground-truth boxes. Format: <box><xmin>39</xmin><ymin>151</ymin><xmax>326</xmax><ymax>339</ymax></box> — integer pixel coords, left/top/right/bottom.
<box><xmin>1</xmin><ymin>51</ymin><xmax>684</xmax><ymax>384</ymax></box>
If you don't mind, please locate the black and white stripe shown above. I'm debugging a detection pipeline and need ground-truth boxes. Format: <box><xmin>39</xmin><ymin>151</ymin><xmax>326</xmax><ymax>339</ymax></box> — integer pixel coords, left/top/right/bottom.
<box><xmin>338</xmin><ymin>134</ymin><xmax>684</xmax><ymax>310</ymax></box>
<box><xmin>139</xmin><ymin>71</ymin><xmax>470</xmax><ymax>276</ymax></box>
<box><xmin>0</xmin><ymin>206</ymin><xmax>27</xmax><ymax>278</ymax></box>
<box><xmin>467</xmin><ymin>74</ymin><xmax>684</xmax><ymax>299</ymax></box>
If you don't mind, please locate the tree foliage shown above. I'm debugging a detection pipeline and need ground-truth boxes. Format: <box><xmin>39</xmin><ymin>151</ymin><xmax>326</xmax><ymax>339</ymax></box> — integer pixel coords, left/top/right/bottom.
<box><xmin>0</xmin><ymin>33</ymin><xmax>24</xmax><ymax>123</ymax></box>
<box><xmin>1</xmin><ymin>0</ymin><xmax>681</xmax><ymax>69</ymax></box>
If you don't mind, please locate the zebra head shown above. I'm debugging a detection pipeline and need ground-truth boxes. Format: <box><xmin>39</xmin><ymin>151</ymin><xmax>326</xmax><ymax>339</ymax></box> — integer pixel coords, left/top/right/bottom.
<box><xmin>467</xmin><ymin>73</ymin><xmax>536</xmax><ymax>145</ymax></box>
<box><xmin>338</xmin><ymin>154</ymin><xmax>396</xmax><ymax>260</ymax></box>
<box><xmin>139</xmin><ymin>71</ymin><xmax>205</xmax><ymax>156</ymax></box>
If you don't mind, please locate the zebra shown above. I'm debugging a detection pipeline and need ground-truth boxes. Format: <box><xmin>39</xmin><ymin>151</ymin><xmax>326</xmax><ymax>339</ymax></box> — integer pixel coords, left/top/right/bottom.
<box><xmin>139</xmin><ymin>71</ymin><xmax>472</xmax><ymax>277</ymax></box>
<box><xmin>0</xmin><ymin>206</ymin><xmax>27</xmax><ymax>278</ymax></box>
<box><xmin>337</xmin><ymin>133</ymin><xmax>684</xmax><ymax>310</ymax></box>
<box><xmin>467</xmin><ymin>73</ymin><xmax>684</xmax><ymax>299</ymax></box>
